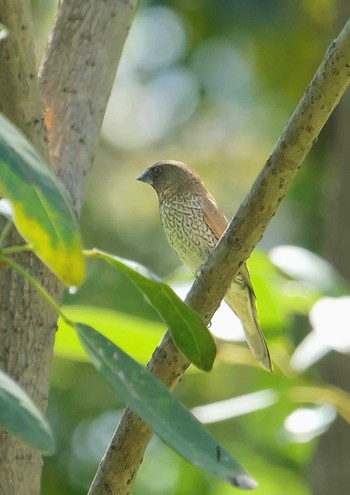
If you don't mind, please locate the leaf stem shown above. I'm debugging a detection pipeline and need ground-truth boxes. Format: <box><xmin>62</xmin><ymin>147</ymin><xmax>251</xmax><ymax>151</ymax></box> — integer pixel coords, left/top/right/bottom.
<box><xmin>0</xmin><ymin>254</ymin><xmax>72</xmax><ymax>325</ymax></box>
<box><xmin>1</xmin><ymin>244</ymin><xmax>33</xmax><ymax>255</ymax></box>
<box><xmin>83</xmin><ymin>249</ymin><xmax>92</xmax><ymax>257</ymax></box>
<box><xmin>0</xmin><ymin>221</ymin><xmax>13</xmax><ymax>248</ymax></box>
<box><xmin>83</xmin><ymin>248</ymin><xmax>97</xmax><ymax>258</ymax></box>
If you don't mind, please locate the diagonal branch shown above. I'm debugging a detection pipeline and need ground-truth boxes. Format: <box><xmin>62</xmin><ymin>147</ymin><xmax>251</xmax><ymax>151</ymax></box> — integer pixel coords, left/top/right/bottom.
<box><xmin>88</xmin><ymin>18</ymin><xmax>350</xmax><ymax>495</ymax></box>
<box><xmin>187</xmin><ymin>20</ymin><xmax>350</xmax><ymax>318</ymax></box>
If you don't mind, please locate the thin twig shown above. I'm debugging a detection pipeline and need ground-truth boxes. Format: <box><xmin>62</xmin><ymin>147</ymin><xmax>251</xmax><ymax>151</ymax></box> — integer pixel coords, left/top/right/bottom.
<box><xmin>1</xmin><ymin>244</ymin><xmax>33</xmax><ymax>255</ymax></box>
<box><xmin>0</xmin><ymin>221</ymin><xmax>13</xmax><ymax>247</ymax></box>
<box><xmin>0</xmin><ymin>255</ymin><xmax>71</xmax><ymax>324</ymax></box>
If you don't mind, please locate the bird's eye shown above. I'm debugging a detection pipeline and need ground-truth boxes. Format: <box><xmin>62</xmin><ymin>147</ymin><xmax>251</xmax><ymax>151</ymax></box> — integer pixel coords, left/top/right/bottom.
<box><xmin>152</xmin><ymin>166</ymin><xmax>162</xmax><ymax>177</ymax></box>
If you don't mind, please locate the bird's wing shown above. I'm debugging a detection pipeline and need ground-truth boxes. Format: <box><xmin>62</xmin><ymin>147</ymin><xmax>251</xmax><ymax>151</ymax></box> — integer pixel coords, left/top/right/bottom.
<box><xmin>227</xmin><ymin>264</ymin><xmax>272</xmax><ymax>372</ymax></box>
<box><xmin>202</xmin><ymin>196</ymin><xmax>228</xmax><ymax>240</ymax></box>
<box><xmin>203</xmin><ymin>196</ymin><xmax>272</xmax><ymax>371</ymax></box>
<box><xmin>203</xmin><ymin>198</ymin><xmax>256</xmax><ymax>297</ymax></box>
<box><xmin>225</xmin><ymin>283</ymin><xmax>273</xmax><ymax>372</ymax></box>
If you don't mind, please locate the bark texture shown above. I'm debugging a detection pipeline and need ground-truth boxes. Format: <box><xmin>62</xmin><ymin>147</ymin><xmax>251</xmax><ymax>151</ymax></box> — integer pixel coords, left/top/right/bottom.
<box><xmin>0</xmin><ymin>3</ymin><xmax>58</xmax><ymax>494</ymax></box>
<box><xmin>0</xmin><ymin>1</ymin><xmax>138</xmax><ymax>494</ymax></box>
<box><xmin>39</xmin><ymin>0</ymin><xmax>138</xmax><ymax>214</ymax></box>
<box><xmin>0</xmin><ymin>0</ymin><xmax>48</xmax><ymax>157</ymax></box>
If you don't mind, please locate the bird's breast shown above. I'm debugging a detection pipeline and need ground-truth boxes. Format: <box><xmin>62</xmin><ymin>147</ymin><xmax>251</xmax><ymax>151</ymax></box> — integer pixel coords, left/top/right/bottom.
<box><xmin>159</xmin><ymin>195</ymin><xmax>217</xmax><ymax>273</ymax></box>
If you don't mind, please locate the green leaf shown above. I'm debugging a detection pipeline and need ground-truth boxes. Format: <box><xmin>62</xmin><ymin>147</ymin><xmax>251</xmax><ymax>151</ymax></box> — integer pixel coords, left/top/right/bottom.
<box><xmin>0</xmin><ymin>113</ymin><xmax>84</xmax><ymax>286</ymax></box>
<box><xmin>0</xmin><ymin>369</ymin><xmax>54</xmax><ymax>454</ymax></box>
<box><xmin>56</xmin><ymin>305</ymin><xmax>165</xmax><ymax>363</ymax></box>
<box><xmin>86</xmin><ymin>249</ymin><xmax>216</xmax><ymax>371</ymax></box>
<box><xmin>76</xmin><ymin>323</ymin><xmax>257</xmax><ymax>489</ymax></box>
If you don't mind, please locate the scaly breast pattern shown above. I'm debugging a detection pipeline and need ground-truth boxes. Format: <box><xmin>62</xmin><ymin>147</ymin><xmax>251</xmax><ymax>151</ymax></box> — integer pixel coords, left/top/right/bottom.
<box><xmin>159</xmin><ymin>193</ymin><xmax>218</xmax><ymax>273</ymax></box>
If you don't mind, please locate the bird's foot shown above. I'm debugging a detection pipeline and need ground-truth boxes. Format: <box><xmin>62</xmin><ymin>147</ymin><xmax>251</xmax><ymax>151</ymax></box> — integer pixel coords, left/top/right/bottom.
<box><xmin>195</xmin><ymin>264</ymin><xmax>205</xmax><ymax>278</ymax></box>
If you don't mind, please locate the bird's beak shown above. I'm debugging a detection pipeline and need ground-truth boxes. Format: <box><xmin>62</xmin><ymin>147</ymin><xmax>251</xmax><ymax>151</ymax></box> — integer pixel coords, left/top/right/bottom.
<box><xmin>136</xmin><ymin>168</ymin><xmax>153</xmax><ymax>185</ymax></box>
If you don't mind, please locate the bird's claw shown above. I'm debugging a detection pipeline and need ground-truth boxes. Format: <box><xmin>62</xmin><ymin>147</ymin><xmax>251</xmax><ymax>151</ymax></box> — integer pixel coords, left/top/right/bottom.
<box><xmin>195</xmin><ymin>264</ymin><xmax>205</xmax><ymax>278</ymax></box>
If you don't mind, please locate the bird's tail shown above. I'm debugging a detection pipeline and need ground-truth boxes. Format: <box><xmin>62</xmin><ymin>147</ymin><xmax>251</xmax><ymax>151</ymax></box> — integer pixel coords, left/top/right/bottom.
<box><xmin>225</xmin><ymin>283</ymin><xmax>273</xmax><ymax>372</ymax></box>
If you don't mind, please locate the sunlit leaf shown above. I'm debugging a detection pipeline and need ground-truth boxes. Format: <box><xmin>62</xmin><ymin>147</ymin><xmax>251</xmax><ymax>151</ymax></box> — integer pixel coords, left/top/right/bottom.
<box><xmin>283</xmin><ymin>405</ymin><xmax>336</xmax><ymax>442</ymax></box>
<box><xmin>192</xmin><ymin>389</ymin><xmax>279</xmax><ymax>424</ymax></box>
<box><xmin>56</xmin><ymin>305</ymin><xmax>165</xmax><ymax>363</ymax></box>
<box><xmin>0</xmin><ymin>369</ymin><xmax>54</xmax><ymax>454</ymax></box>
<box><xmin>85</xmin><ymin>249</ymin><xmax>216</xmax><ymax>371</ymax></box>
<box><xmin>291</xmin><ymin>296</ymin><xmax>350</xmax><ymax>372</ymax></box>
<box><xmin>290</xmin><ymin>331</ymin><xmax>330</xmax><ymax>373</ymax></box>
<box><xmin>269</xmin><ymin>246</ymin><xmax>345</xmax><ymax>295</ymax></box>
<box><xmin>310</xmin><ymin>296</ymin><xmax>350</xmax><ymax>352</ymax></box>
<box><xmin>76</xmin><ymin>322</ymin><xmax>257</xmax><ymax>489</ymax></box>
<box><xmin>0</xmin><ymin>113</ymin><xmax>84</xmax><ymax>286</ymax></box>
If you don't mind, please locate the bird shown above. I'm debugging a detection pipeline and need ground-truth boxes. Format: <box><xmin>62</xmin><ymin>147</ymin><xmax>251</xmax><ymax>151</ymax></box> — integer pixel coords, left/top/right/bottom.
<box><xmin>137</xmin><ymin>160</ymin><xmax>272</xmax><ymax>372</ymax></box>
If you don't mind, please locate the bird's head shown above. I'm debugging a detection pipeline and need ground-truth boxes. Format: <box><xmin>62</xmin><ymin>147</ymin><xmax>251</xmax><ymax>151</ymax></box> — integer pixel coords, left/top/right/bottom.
<box><xmin>137</xmin><ymin>160</ymin><xmax>205</xmax><ymax>201</ymax></box>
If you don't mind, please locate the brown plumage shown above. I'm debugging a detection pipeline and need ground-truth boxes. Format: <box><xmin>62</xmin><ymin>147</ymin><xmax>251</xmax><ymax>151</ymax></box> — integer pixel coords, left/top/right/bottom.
<box><xmin>137</xmin><ymin>160</ymin><xmax>272</xmax><ymax>372</ymax></box>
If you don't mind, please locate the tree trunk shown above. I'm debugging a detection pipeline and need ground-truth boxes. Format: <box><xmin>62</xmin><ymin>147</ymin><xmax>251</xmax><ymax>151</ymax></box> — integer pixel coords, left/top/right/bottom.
<box><xmin>0</xmin><ymin>254</ymin><xmax>62</xmax><ymax>495</ymax></box>
<box><xmin>0</xmin><ymin>0</ymin><xmax>138</xmax><ymax>493</ymax></box>
<box><xmin>0</xmin><ymin>2</ymin><xmax>62</xmax><ymax>493</ymax></box>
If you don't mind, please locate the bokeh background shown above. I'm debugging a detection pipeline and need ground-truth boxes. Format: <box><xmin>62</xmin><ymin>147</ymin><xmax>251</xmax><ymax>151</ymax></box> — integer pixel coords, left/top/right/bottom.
<box><xmin>31</xmin><ymin>1</ymin><xmax>350</xmax><ymax>494</ymax></box>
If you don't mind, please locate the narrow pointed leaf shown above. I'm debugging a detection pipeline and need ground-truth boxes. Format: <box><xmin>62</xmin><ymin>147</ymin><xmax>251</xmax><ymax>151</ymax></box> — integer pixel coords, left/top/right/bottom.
<box><xmin>0</xmin><ymin>369</ymin><xmax>54</xmax><ymax>454</ymax></box>
<box><xmin>76</xmin><ymin>323</ymin><xmax>257</xmax><ymax>489</ymax></box>
<box><xmin>86</xmin><ymin>249</ymin><xmax>216</xmax><ymax>371</ymax></box>
<box><xmin>0</xmin><ymin>113</ymin><xmax>84</xmax><ymax>286</ymax></box>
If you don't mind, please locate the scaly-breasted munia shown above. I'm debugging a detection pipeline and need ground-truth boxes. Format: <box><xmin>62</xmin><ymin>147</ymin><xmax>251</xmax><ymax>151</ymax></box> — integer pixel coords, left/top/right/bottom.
<box><xmin>137</xmin><ymin>160</ymin><xmax>272</xmax><ymax>372</ymax></box>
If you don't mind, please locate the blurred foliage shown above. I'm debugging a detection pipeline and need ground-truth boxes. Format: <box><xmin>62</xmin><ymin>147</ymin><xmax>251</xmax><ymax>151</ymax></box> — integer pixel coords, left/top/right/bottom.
<box><xmin>25</xmin><ymin>0</ymin><xmax>350</xmax><ymax>494</ymax></box>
